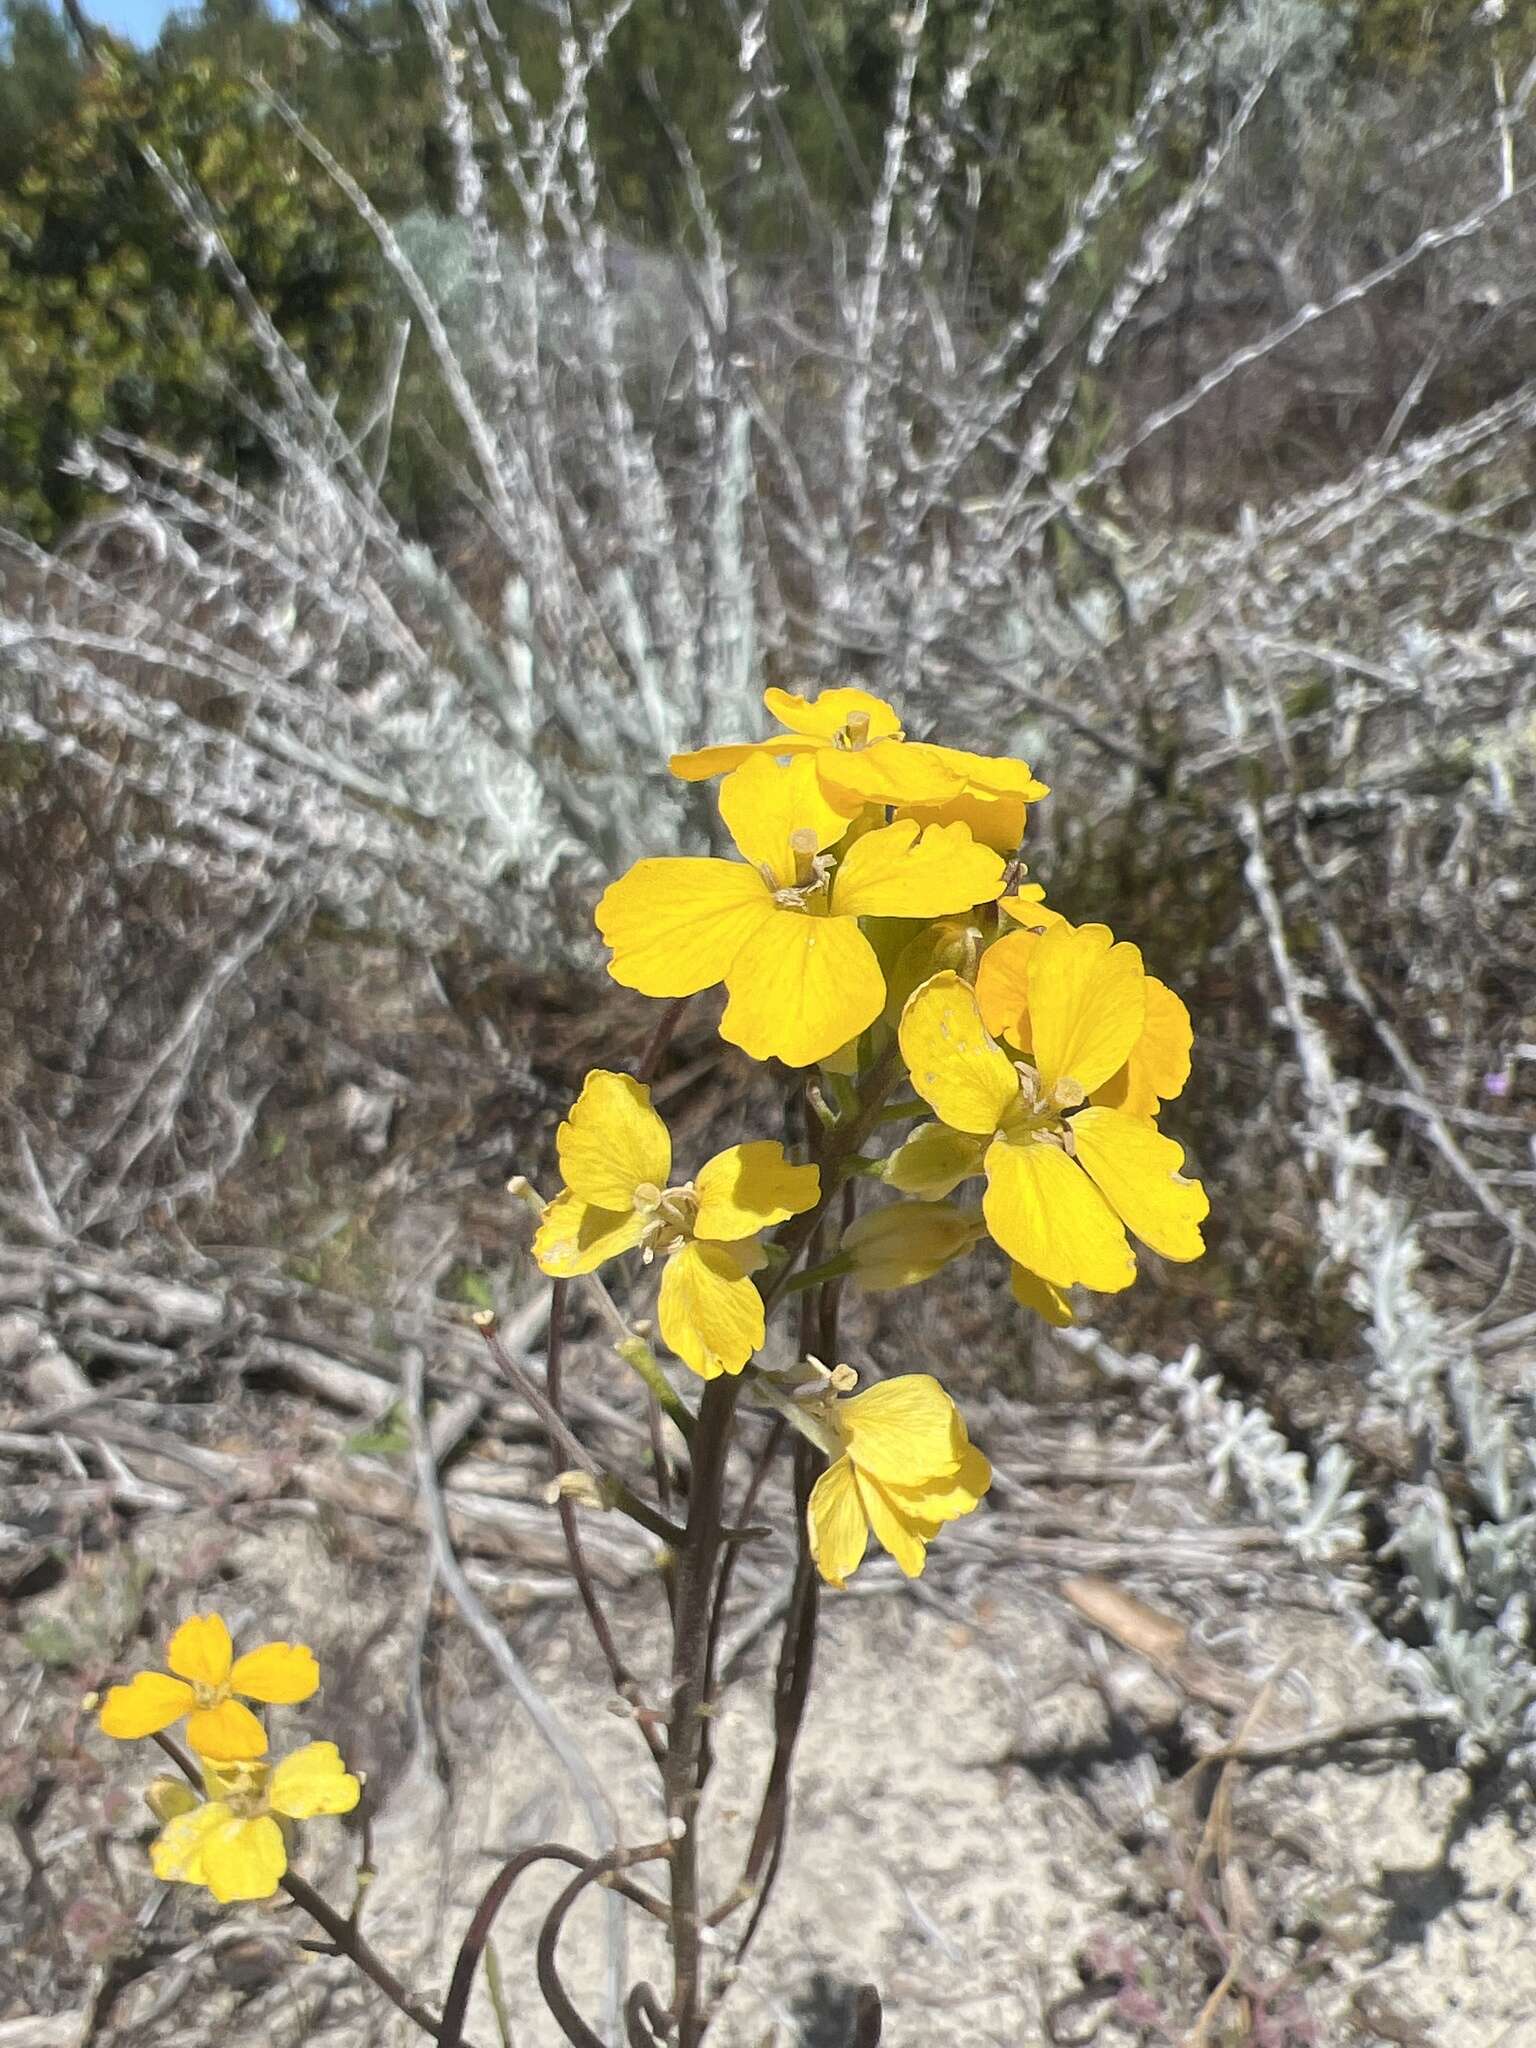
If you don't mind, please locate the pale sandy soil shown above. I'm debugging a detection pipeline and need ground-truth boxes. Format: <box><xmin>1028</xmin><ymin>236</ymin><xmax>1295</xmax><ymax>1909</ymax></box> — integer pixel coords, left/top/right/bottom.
<box><xmin>9</xmin><ymin>1425</ymin><xmax>1534</xmax><ymax>2048</ymax></box>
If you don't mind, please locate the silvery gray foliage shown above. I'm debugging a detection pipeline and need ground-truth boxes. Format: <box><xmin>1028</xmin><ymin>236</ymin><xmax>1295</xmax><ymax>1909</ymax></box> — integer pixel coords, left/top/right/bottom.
<box><xmin>1232</xmin><ymin>700</ymin><xmax>1536</xmax><ymax>1767</ymax></box>
<box><xmin>1</xmin><ymin>0</ymin><xmax>1535</xmax><ymax>1765</ymax></box>
<box><xmin>1061</xmin><ymin>1328</ymin><xmax>1367</xmax><ymax>1568</ymax></box>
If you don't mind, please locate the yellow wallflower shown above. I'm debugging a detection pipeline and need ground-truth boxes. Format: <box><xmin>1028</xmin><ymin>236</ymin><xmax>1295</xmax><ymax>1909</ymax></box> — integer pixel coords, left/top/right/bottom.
<box><xmin>894</xmin><ymin>938</ymin><xmax>1208</xmax><ymax>1293</ymax></box>
<box><xmin>150</xmin><ymin>1743</ymin><xmax>360</xmax><ymax>1903</ymax></box>
<box><xmin>533</xmin><ymin>1070</ymin><xmax>819</xmax><ymax>1377</ymax></box>
<box><xmin>99</xmin><ymin>1614</ymin><xmax>318</xmax><ymax>1760</ymax></box>
<box><xmin>841</xmin><ymin>1202</ymin><xmax>985</xmax><ymax>1291</ymax></box>
<box><xmin>976</xmin><ymin>919</ymin><xmax>1193</xmax><ymax>1117</ymax></box>
<box><xmin>669</xmin><ymin>686</ymin><xmax>1049</xmax><ymax>850</ymax></box>
<box><xmin>596</xmin><ymin>754</ymin><xmax>1006</xmax><ymax>1068</ymax></box>
<box><xmin>806</xmin><ymin>1374</ymin><xmax>991</xmax><ymax>1587</ymax></box>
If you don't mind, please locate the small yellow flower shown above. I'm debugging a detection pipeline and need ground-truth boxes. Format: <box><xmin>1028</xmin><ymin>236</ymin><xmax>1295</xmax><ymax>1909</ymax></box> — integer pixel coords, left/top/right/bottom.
<box><xmin>596</xmin><ymin>753</ymin><xmax>1006</xmax><ymax>1068</ymax></box>
<box><xmin>150</xmin><ymin>1742</ymin><xmax>360</xmax><ymax>1903</ymax></box>
<box><xmin>533</xmin><ymin>1070</ymin><xmax>819</xmax><ymax>1378</ymax></box>
<box><xmin>99</xmin><ymin>1615</ymin><xmax>318</xmax><ymax>1760</ymax></box>
<box><xmin>670</xmin><ymin>686</ymin><xmax>1049</xmax><ymax>851</ymax></box>
<box><xmin>841</xmin><ymin>1202</ymin><xmax>985</xmax><ymax>1291</ymax></box>
<box><xmin>975</xmin><ymin>919</ymin><xmax>1193</xmax><ymax>1118</ymax></box>
<box><xmin>895</xmin><ymin>936</ymin><xmax>1208</xmax><ymax>1294</ymax></box>
<box><xmin>806</xmin><ymin>1374</ymin><xmax>991</xmax><ymax>1587</ymax></box>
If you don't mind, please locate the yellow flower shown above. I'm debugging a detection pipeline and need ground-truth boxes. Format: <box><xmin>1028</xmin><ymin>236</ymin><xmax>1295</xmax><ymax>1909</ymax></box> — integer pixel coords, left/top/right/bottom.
<box><xmin>596</xmin><ymin>753</ymin><xmax>1006</xmax><ymax>1068</ymax></box>
<box><xmin>806</xmin><ymin>1374</ymin><xmax>991</xmax><ymax>1587</ymax></box>
<box><xmin>841</xmin><ymin>1202</ymin><xmax>985</xmax><ymax>1291</ymax></box>
<box><xmin>150</xmin><ymin>1742</ymin><xmax>360</xmax><ymax>1903</ymax></box>
<box><xmin>533</xmin><ymin>1069</ymin><xmax>819</xmax><ymax>1378</ymax></box>
<box><xmin>669</xmin><ymin>686</ymin><xmax>1049</xmax><ymax>849</ymax></box>
<box><xmin>975</xmin><ymin>919</ymin><xmax>1193</xmax><ymax>1118</ymax></box>
<box><xmin>895</xmin><ymin>937</ymin><xmax>1208</xmax><ymax>1294</ymax></box>
<box><xmin>99</xmin><ymin>1615</ymin><xmax>318</xmax><ymax>1760</ymax></box>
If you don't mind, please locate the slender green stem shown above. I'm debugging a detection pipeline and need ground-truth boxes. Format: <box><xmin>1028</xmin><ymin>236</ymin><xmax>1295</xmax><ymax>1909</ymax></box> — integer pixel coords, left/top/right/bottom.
<box><xmin>759</xmin><ymin>1043</ymin><xmax>903</xmax><ymax>1315</ymax></box>
<box><xmin>874</xmin><ymin>1095</ymin><xmax>924</xmax><ymax>1124</ymax></box>
<box><xmin>781</xmin><ymin>1251</ymin><xmax>855</xmax><ymax>1295</ymax></box>
<box><xmin>616</xmin><ymin>1332</ymin><xmax>696</xmax><ymax>1444</ymax></box>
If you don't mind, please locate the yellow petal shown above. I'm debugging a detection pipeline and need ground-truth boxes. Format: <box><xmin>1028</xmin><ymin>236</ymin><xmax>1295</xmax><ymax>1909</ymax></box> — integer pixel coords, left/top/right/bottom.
<box><xmin>669</xmin><ymin>735</ymin><xmax>821</xmax><ymax>780</ymax></box>
<box><xmin>842</xmin><ymin>1202</ymin><xmax>985</xmax><ymax>1291</ymax></box>
<box><xmin>151</xmin><ymin>1801</ymin><xmax>235</xmax><ymax>1887</ymax></box>
<box><xmin>807</xmin><ymin>1456</ymin><xmax>869</xmax><ymax>1588</ymax></box>
<box><xmin>764</xmin><ymin>684</ymin><xmax>902</xmax><ymax>742</ymax></box>
<box><xmin>596</xmin><ymin>857</ymin><xmax>774</xmax><ymax>998</ymax></box>
<box><xmin>229</xmin><ymin>1642</ymin><xmax>319</xmax><ymax>1707</ymax></box>
<box><xmin>929</xmin><ymin>747</ymin><xmax>1050</xmax><ymax>803</ymax></box>
<box><xmin>719</xmin><ymin>909</ymin><xmax>885</xmax><ymax>1068</ymax></box>
<box><xmin>896</xmin><ymin>787</ymin><xmax>1029</xmax><ymax>853</ymax></box>
<box><xmin>657</xmin><ymin>1240</ymin><xmax>763</xmax><ymax>1378</ymax></box>
<box><xmin>981</xmin><ymin>1136</ymin><xmax>1136</xmax><ymax>1293</ymax></box>
<box><xmin>533</xmin><ymin>1192</ymin><xmax>650</xmax><ymax>1277</ymax></box>
<box><xmin>1027</xmin><ymin>921</ymin><xmax>1146</xmax><ymax>1094</ymax></box>
<box><xmin>1009</xmin><ymin>1263</ymin><xmax>1075</xmax><ymax>1326</ymax></box>
<box><xmin>186</xmin><ymin>1698</ymin><xmax>269</xmax><ymax>1761</ymax></box>
<box><xmin>99</xmin><ymin>1670</ymin><xmax>195</xmax><ymax>1740</ymax></box>
<box><xmin>831</xmin><ymin>819</ymin><xmax>1005</xmax><ymax>920</ymax></box>
<box><xmin>718</xmin><ymin>753</ymin><xmax>852</xmax><ymax>887</ymax></box>
<box><xmin>816</xmin><ymin>738</ymin><xmax>966</xmax><ymax>808</ymax></box>
<box><xmin>883</xmin><ymin>1120</ymin><xmax>989</xmax><ymax>1199</ymax></box>
<box><xmin>883</xmin><ymin>1439</ymin><xmax>993</xmax><ymax>1526</ymax></box>
<box><xmin>855</xmin><ymin>1469</ymin><xmax>934</xmax><ymax>1576</ymax></box>
<box><xmin>974</xmin><ymin>929</ymin><xmax>1042</xmax><ymax>1046</ymax></box>
<box><xmin>555</xmin><ymin>1069</ymin><xmax>671</xmax><ymax>1210</ymax></box>
<box><xmin>693</xmin><ymin>1141</ymin><xmax>820</xmax><ymax>1241</ymax></box>
<box><xmin>838</xmin><ymin>1373</ymin><xmax>965</xmax><ymax>1485</ymax></box>
<box><xmin>196</xmin><ymin>1813</ymin><xmax>288</xmax><ymax>1903</ymax></box>
<box><xmin>1069</xmin><ymin>1106</ymin><xmax>1209</xmax><ymax>1262</ymax></box>
<box><xmin>999</xmin><ymin>884</ymin><xmax>1067</xmax><ymax>931</ymax></box>
<box><xmin>166</xmin><ymin>1613</ymin><xmax>233</xmax><ymax>1688</ymax></box>
<box><xmin>1093</xmin><ymin>977</ymin><xmax>1193</xmax><ymax>1117</ymax></box>
<box><xmin>897</xmin><ymin>972</ymin><xmax>1019</xmax><ymax>1135</ymax></box>
<box><xmin>269</xmin><ymin>1740</ymin><xmax>362</xmax><ymax>1820</ymax></box>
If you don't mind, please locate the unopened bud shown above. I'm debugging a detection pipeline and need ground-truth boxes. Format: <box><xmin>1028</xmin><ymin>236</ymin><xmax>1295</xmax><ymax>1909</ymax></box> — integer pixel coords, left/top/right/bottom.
<box><xmin>543</xmin><ymin>1469</ymin><xmax>608</xmax><ymax>1511</ymax></box>
<box><xmin>144</xmin><ymin>1776</ymin><xmax>199</xmax><ymax>1824</ymax></box>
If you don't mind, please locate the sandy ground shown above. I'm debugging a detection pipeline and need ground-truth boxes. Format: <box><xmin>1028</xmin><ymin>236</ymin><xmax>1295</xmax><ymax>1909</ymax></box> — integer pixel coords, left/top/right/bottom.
<box><xmin>9</xmin><ymin>1442</ymin><xmax>1535</xmax><ymax>2048</ymax></box>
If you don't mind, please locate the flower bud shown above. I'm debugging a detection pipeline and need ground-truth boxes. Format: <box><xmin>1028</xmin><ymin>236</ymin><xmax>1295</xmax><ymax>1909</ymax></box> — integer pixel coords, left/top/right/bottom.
<box><xmin>144</xmin><ymin>1776</ymin><xmax>199</xmax><ymax>1824</ymax></box>
<box><xmin>544</xmin><ymin>1470</ymin><xmax>609</xmax><ymax>1511</ymax></box>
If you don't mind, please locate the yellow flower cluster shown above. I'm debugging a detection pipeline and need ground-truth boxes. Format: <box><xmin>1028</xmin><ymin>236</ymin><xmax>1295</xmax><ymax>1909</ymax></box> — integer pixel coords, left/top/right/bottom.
<box><xmin>534</xmin><ymin>1068</ymin><xmax>819</xmax><ymax>1378</ymax></box>
<box><xmin>528</xmin><ymin>684</ymin><xmax>1208</xmax><ymax>1585</ymax></box>
<box><xmin>98</xmin><ymin>1613</ymin><xmax>358</xmax><ymax>1901</ymax></box>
